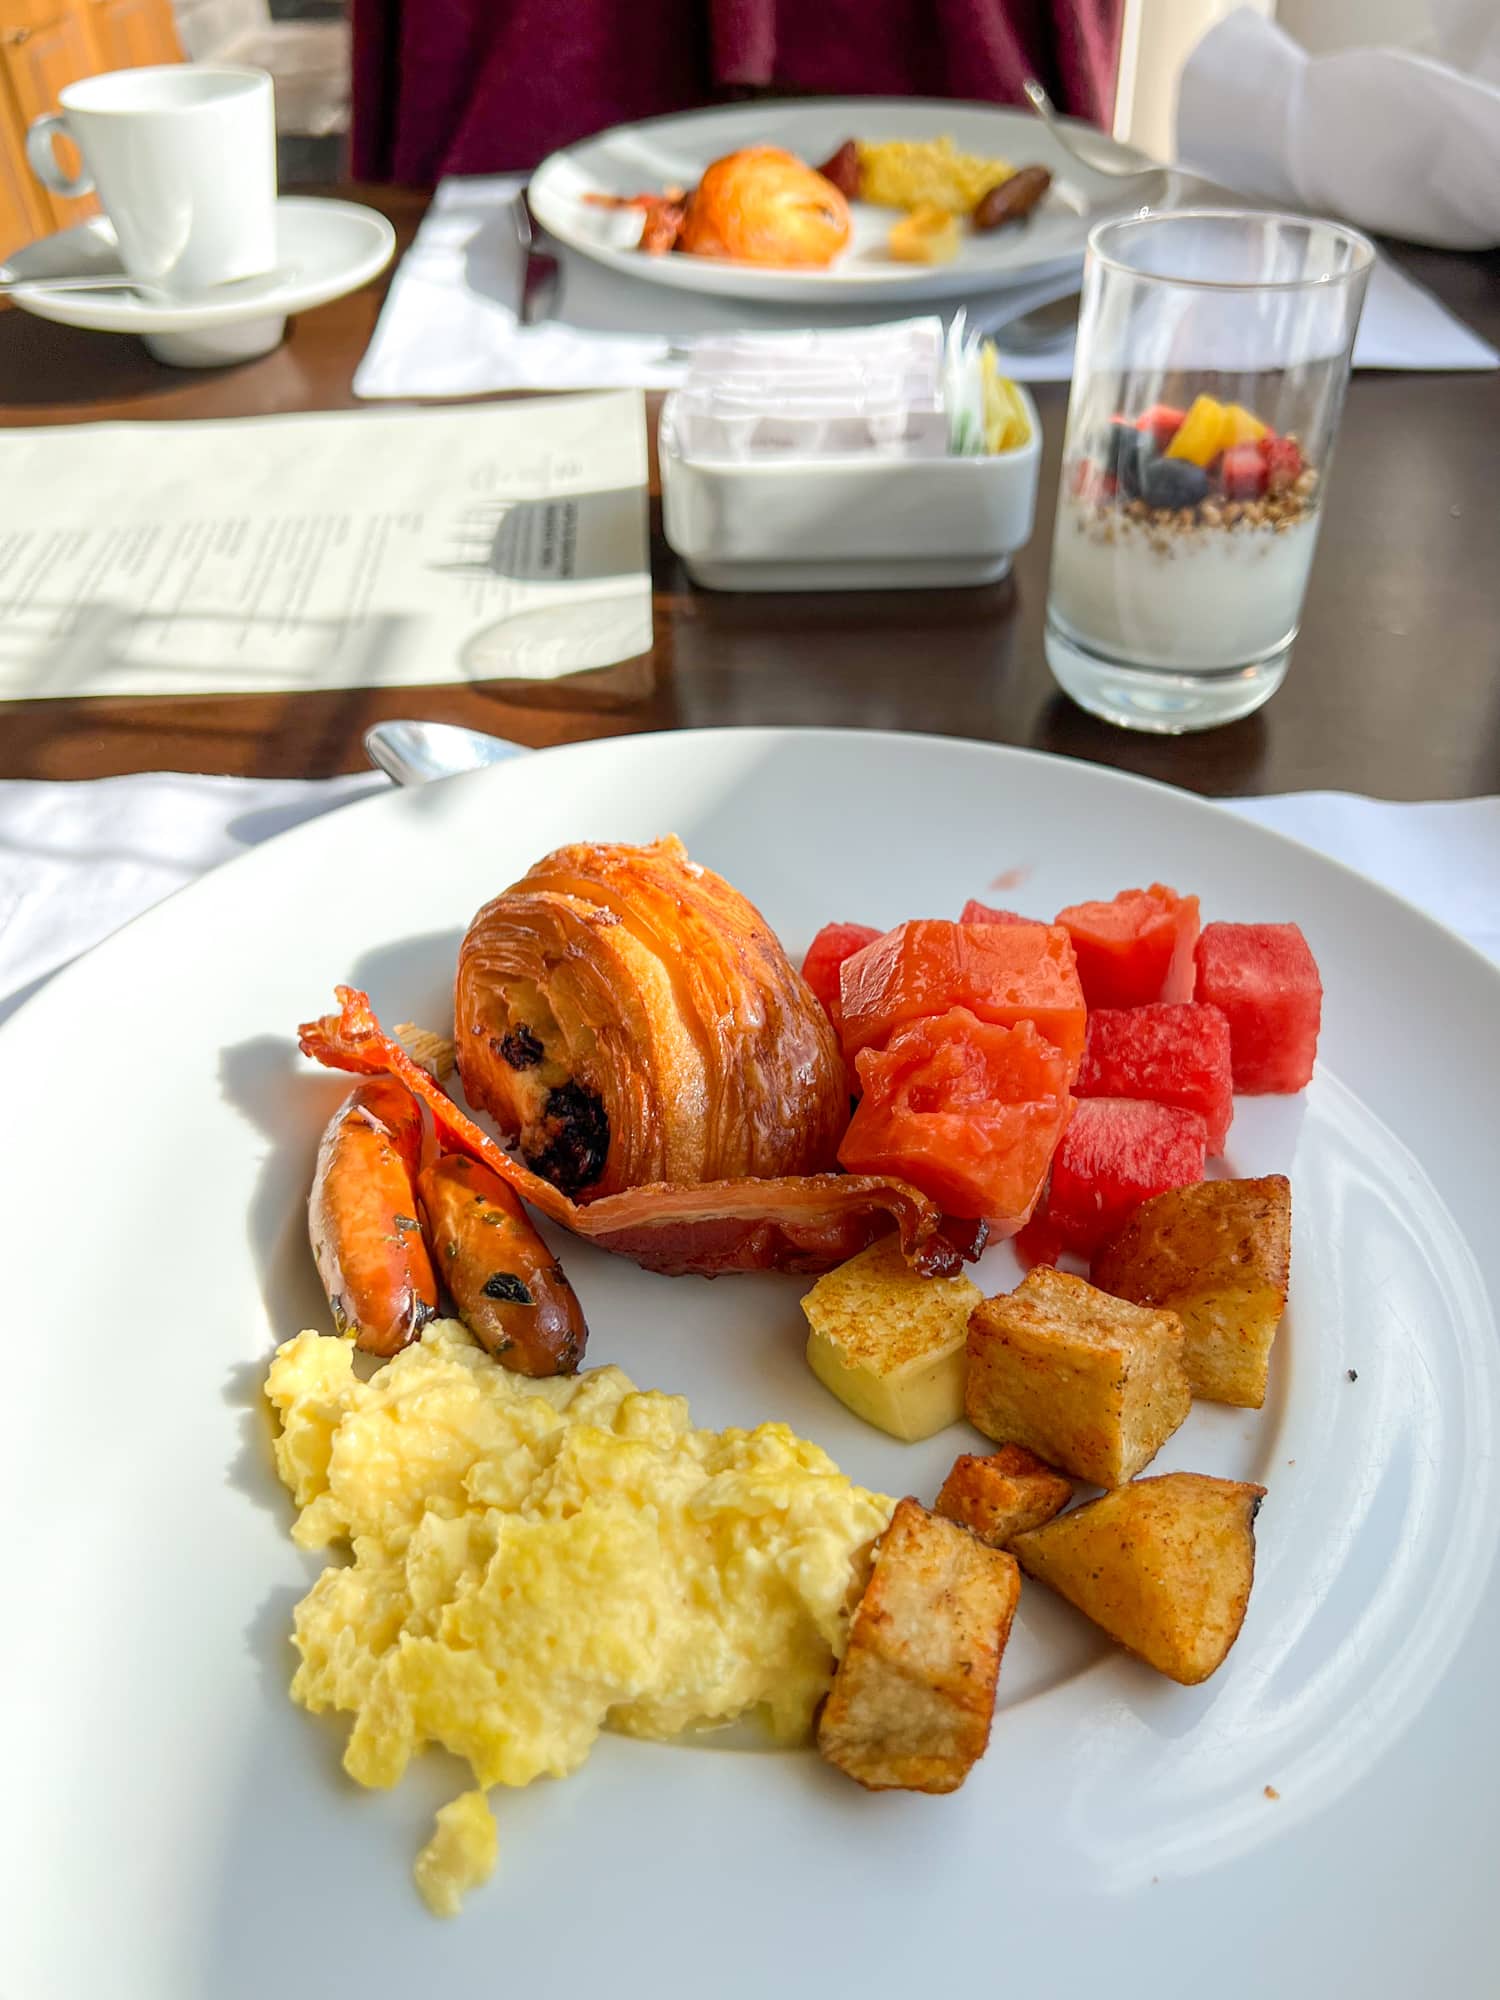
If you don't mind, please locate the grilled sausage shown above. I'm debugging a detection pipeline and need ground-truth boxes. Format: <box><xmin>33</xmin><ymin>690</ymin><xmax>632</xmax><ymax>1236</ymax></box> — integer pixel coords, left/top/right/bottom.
<box><xmin>309</xmin><ymin>1078</ymin><xmax>439</xmax><ymax>1355</ymax></box>
<box><xmin>815</xmin><ymin>139</ymin><xmax>861</xmax><ymax>201</ymax></box>
<box><xmin>419</xmin><ymin>1153</ymin><xmax>588</xmax><ymax>1377</ymax></box>
<box><xmin>972</xmin><ymin>165</ymin><xmax>1052</xmax><ymax>231</ymax></box>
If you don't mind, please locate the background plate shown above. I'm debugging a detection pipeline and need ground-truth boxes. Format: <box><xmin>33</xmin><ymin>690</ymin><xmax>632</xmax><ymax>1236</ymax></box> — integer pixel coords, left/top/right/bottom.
<box><xmin>529</xmin><ymin>98</ymin><xmax>1170</xmax><ymax>303</ymax></box>
<box><xmin>4</xmin><ymin>729</ymin><xmax>1498</xmax><ymax>1998</ymax></box>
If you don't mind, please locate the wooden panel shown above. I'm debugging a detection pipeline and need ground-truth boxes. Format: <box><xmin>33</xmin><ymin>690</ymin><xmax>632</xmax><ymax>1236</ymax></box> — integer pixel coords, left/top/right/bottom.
<box><xmin>0</xmin><ymin>5</ymin><xmax>103</xmax><ymax>232</ymax></box>
<box><xmin>0</xmin><ymin>0</ymin><xmax>87</xmax><ymax>31</ymax></box>
<box><xmin>0</xmin><ymin>53</ymin><xmax>50</xmax><ymax>257</ymax></box>
<box><xmin>89</xmin><ymin>0</ymin><xmax>181</xmax><ymax>71</ymax></box>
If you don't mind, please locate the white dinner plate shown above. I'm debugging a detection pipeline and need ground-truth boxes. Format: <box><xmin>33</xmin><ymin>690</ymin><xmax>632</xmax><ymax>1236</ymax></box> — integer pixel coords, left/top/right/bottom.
<box><xmin>5</xmin><ymin>729</ymin><xmax>1498</xmax><ymax>1998</ymax></box>
<box><xmin>529</xmin><ymin>98</ymin><xmax>1172</xmax><ymax>303</ymax></box>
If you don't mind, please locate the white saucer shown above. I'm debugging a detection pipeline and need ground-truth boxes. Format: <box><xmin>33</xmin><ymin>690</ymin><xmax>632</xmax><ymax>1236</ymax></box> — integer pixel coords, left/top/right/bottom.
<box><xmin>5</xmin><ymin>196</ymin><xmax>396</xmax><ymax>367</ymax></box>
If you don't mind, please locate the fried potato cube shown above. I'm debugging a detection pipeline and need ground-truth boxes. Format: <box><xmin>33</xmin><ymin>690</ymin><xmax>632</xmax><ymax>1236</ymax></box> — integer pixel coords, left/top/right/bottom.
<box><xmin>934</xmin><ymin>1444</ymin><xmax>1073</xmax><ymax>1546</ymax></box>
<box><xmin>802</xmin><ymin>1238</ymin><xmax>983</xmax><ymax>1441</ymax></box>
<box><xmin>1010</xmin><ymin>1472</ymin><xmax>1264</xmax><ymax>1684</ymax></box>
<box><xmin>1091</xmin><ymin>1175</ymin><xmax>1291</xmax><ymax>1409</ymax></box>
<box><xmin>818</xmin><ymin>1497</ymin><xmax>1020</xmax><ymax>1793</ymax></box>
<box><xmin>887</xmin><ymin>204</ymin><xmax>961</xmax><ymax>264</ymax></box>
<box><xmin>965</xmin><ymin>1266</ymin><xmax>1190</xmax><ymax>1487</ymax></box>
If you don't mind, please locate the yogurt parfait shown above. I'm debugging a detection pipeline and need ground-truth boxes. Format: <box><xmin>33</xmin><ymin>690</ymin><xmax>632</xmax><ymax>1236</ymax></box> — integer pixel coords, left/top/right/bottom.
<box><xmin>1050</xmin><ymin>395</ymin><xmax>1322</xmax><ymax>675</ymax></box>
<box><xmin>1042</xmin><ymin>209</ymin><xmax>1372</xmax><ymax>732</ymax></box>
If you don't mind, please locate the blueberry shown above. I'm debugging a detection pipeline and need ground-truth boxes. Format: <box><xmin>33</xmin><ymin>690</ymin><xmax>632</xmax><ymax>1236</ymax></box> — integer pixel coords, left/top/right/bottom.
<box><xmin>1099</xmin><ymin>419</ymin><xmax>1142</xmax><ymax>491</ymax></box>
<box><xmin>1098</xmin><ymin>419</ymin><xmax>1164</xmax><ymax>501</ymax></box>
<box><xmin>1129</xmin><ymin>433</ymin><xmax>1160</xmax><ymax>499</ymax></box>
<box><xmin>1140</xmin><ymin>456</ymin><xmax>1210</xmax><ymax>510</ymax></box>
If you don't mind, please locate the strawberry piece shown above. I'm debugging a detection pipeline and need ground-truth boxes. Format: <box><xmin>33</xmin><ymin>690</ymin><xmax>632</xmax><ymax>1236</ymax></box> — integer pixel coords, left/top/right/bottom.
<box><xmin>1069</xmin><ymin>458</ymin><xmax>1118</xmax><ymax>504</ymax></box>
<box><xmin>1220</xmin><ymin>444</ymin><xmax>1268</xmax><ymax>499</ymax></box>
<box><xmin>1263</xmin><ymin>435</ymin><xmax>1304</xmax><ymax>494</ymax></box>
<box><xmin>1136</xmin><ymin>403</ymin><xmax>1186</xmax><ymax>452</ymax></box>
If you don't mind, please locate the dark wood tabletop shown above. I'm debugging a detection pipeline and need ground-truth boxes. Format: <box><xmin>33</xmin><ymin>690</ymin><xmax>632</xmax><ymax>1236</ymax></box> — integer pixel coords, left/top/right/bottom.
<box><xmin>2</xmin><ymin>186</ymin><xmax>1497</xmax><ymax>798</ymax></box>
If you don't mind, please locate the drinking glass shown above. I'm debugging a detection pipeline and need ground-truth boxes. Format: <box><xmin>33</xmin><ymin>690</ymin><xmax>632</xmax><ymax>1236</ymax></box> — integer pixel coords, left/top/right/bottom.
<box><xmin>1045</xmin><ymin>208</ymin><xmax>1373</xmax><ymax>733</ymax></box>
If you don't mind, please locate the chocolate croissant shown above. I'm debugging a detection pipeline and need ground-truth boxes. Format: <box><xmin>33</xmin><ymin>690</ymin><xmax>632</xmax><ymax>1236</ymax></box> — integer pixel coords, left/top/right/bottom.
<box><xmin>453</xmin><ymin>837</ymin><xmax>849</xmax><ymax>1199</ymax></box>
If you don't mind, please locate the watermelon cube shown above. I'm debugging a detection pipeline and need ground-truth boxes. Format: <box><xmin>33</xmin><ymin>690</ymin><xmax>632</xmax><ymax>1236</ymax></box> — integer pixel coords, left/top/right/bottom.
<box><xmin>802</xmin><ymin>922</ymin><xmax>882</xmax><ymax>1029</ymax></box>
<box><xmin>1018</xmin><ymin>1098</ymin><xmax>1208</xmax><ymax>1261</ymax></box>
<box><xmin>1075</xmin><ymin>1002</ymin><xmax>1234</xmax><ymax>1154</ymax></box>
<box><xmin>1055</xmin><ymin>884</ymin><xmax>1200</xmax><ymax>1009</ymax></box>
<box><xmin>959</xmin><ymin>898</ymin><xmax>1037</xmax><ymax>926</ymax></box>
<box><xmin>1195</xmin><ymin>922</ymin><xmax>1322</xmax><ymax>1092</ymax></box>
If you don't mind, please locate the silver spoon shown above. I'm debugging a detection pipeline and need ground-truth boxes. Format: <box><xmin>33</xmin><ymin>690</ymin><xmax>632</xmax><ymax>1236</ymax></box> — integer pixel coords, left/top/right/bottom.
<box><xmin>1021</xmin><ymin>77</ymin><xmax>1165</xmax><ymax>187</ymax></box>
<box><xmin>363</xmin><ymin>719</ymin><xmax>530</xmax><ymax>786</ymax></box>
<box><xmin>0</xmin><ymin>272</ymin><xmax>164</xmax><ymax>296</ymax></box>
<box><xmin>0</xmin><ymin>263</ymin><xmax>298</xmax><ymax>299</ymax></box>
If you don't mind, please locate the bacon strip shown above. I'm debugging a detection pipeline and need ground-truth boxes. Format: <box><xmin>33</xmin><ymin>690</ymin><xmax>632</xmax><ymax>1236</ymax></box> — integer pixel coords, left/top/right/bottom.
<box><xmin>299</xmin><ymin>987</ymin><xmax>985</xmax><ymax>1278</ymax></box>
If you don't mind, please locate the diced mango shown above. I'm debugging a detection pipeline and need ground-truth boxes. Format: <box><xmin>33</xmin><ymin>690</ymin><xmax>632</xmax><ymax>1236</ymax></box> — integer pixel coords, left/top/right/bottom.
<box><xmin>1163</xmin><ymin>394</ymin><xmax>1228</xmax><ymax>467</ymax></box>
<box><xmin>1219</xmin><ymin>402</ymin><xmax>1269</xmax><ymax>446</ymax></box>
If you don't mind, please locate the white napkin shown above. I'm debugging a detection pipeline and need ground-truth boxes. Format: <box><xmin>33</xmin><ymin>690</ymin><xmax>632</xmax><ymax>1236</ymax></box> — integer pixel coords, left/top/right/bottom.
<box><xmin>352</xmin><ymin>174</ymin><xmax>1496</xmax><ymax>401</ymax></box>
<box><xmin>2</xmin><ymin>773</ymin><xmax>1495</xmax><ymax>1026</ymax></box>
<box><xmin>0</xmin><ymin>773</ymin><xmax>381</xmax><ymax>1024</ymax></box>
<box><xmin>1178</xmin><ymin>3</ymin><xmax>1500</xmax><ymax>250</ymax></box>
<box><xmin>351</xmin><ymin>179</ymin><xmax>1088</xmax><ymax>393</ymax></box>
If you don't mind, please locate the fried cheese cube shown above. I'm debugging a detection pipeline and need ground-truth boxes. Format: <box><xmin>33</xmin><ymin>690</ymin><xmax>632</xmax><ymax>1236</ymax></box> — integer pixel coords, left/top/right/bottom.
<box><xmin>1010</xmin><ymin>1472</ymin><xmax>1264</xmax><ymax>1684</ymax></box>
<box><xmin>965</xmin><ymin>1266</ymin><xmax>1190</xmax><ymax>1487</ymax></box>
<box><xmin>802</xmin><ymin>1238</ymin><xmax>982</xmax><ymax>1441</ymax></box>
<box><xmin>934</xmin><ymin>1444</ymin><xmax>1073</xmax><ymax>1547</ymax></box>
<box><xmin>817</xmin><ymin>1497</ymin><xmax>1019</xmax><ymax>1793</ymax></box>
<box><xmin>1092</xmin><ymin>1175</ymin><xmax>1291</xmax><ymax>1408</ymax></box>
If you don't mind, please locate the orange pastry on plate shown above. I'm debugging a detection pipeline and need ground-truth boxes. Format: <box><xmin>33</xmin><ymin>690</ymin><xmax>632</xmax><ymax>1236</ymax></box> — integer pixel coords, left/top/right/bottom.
<box><xmin>678</xmin><ymin>147</ymin><xmax>852</xmax><ymax>268</ymax></box>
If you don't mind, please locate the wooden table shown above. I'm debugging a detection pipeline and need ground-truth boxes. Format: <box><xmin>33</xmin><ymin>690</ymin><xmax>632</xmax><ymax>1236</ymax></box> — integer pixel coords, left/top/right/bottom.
<box><xmin>2</xmin><ymin>187</ymin><xmax>1497</xmax><ymax>798</ymax></box>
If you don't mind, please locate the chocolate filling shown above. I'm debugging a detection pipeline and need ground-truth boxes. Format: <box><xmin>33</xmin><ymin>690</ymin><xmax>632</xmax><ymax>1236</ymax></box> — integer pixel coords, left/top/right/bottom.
<box><xmin>524</xmin><ymin>1081</ymin><xmax>610</xmax><ymax>1196</ymax></box>
<box><xmin>495</xmin><ymin>1024</ymin><xmax>544</xmax><ymax>1070</ymax></box>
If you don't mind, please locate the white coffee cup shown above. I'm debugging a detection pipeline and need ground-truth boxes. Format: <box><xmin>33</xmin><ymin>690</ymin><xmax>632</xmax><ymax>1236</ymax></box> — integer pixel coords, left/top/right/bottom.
<box><xmin>26</xmin><ymin>65</ymin><xmax>276</xmax><ymax>294</ymax></box>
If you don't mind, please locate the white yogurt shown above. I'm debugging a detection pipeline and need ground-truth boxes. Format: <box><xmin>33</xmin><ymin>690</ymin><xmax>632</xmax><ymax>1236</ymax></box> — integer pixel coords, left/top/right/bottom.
<box><xmin>1048</xmin><ymin>504</ymin><xmax>1320</xmax><ymax>671</ymax></box>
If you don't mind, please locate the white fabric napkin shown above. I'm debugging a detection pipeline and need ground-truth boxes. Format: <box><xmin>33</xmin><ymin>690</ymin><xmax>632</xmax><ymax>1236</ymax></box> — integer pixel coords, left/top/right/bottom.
<box><xmin>0</xmin><ymin>773</ymin><xmax>381</xmax><ymax>1024</ymax></box>
<box><xmin>2</xmin><ymin>773</ymin><xmax>1495</xmax><ymax>1027</ymax></box>
<box><xmin>352</xmin><ymin>174</ymin><xmax>1497</xmax><ymax>402</ymax></box>
<box><xmin>1178</xmin><ymin>4</ymin><xmax>1500</xmax><ymax>252</ymax></box>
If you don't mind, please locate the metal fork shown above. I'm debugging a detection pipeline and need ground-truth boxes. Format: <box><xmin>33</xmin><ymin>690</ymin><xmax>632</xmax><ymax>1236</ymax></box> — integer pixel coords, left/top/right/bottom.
<box><xmin>513</xmin><ymin>190</ymin><xmax>561</xmax><ymax>328</ymax></box>
<box><xmin>1021</xmin><ymin>77</ymin><xmax>1164</xmax><ymax>187</ymax></box>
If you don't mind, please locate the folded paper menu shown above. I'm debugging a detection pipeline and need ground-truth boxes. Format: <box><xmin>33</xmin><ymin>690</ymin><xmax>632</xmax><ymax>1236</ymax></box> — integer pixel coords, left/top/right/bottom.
<box><xmin>0</xmin><ymin>392</ymin><xmax>651</xmax><ymax>702</ymax></box>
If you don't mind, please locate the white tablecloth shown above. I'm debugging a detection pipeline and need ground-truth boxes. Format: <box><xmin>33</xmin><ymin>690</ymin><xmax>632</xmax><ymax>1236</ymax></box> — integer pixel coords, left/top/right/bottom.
<box><xmin>2</xmin><ymin>773</ymin><xmax>1495</xmax><ymax>1027</ymax></box>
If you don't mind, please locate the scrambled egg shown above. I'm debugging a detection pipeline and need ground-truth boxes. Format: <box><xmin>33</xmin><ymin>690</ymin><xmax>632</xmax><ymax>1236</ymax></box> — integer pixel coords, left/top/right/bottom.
<box><xmin>414</xmin><ymin>1791</ymin><xmax>497</xmax><ymax>1918</ymax></box>
<box><xmin>265</xmin><ymin>1320</ymin><xmax>893</xmax><ymax>1915</ymax></box>
<box><xmin>857</xmin><ymin>137</ymin><xmax>1015</xmax><ymax>215</ymax></box>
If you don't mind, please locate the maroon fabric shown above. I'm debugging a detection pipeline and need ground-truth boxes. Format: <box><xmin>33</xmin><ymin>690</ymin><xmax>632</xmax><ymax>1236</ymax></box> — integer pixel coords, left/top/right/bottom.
<box><xmin>713</xmin><ymin>0</ymin><xmax>1120</xmax><ymax>124</ymax></box>
<box><xmin>352</xmin><ymin>0</ymin><xmax>1123</xmax><ymax>184</ymax></box>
